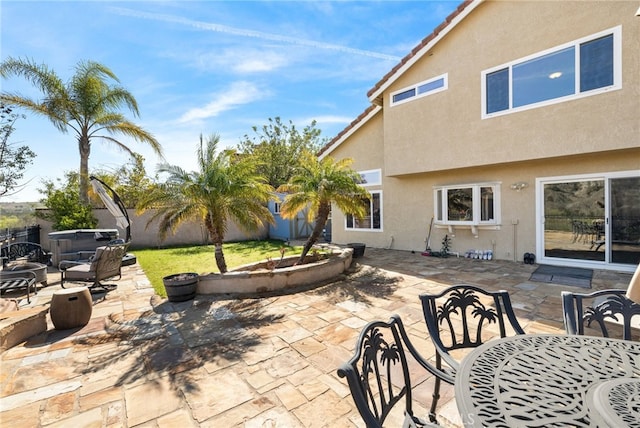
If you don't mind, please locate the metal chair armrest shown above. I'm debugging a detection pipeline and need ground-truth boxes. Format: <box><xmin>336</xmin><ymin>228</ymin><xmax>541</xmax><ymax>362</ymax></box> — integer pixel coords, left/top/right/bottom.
<box><xmin>59</xmin><ymin>260</ymin><xmax>88</xmax><ymax>271</ymax></box>
<box><xmin>391</xmin><ymin>314</ymin><xmax>456</xmax><ymax>384</ymax></box>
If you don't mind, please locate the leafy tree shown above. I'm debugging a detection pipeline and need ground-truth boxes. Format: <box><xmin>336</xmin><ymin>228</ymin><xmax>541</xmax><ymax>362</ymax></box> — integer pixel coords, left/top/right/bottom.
<box><xmin>37</xmin><ymin>172</ymin><xmax>98</xmax><ymax>230</ymax></box>
<box><xmin>0</xmin><ymin>103</ymin><xmax>36</xmax><ymax>197</ymax></box>
<box><xmin>237</xmin><ymin>117</ymin><xmax>327</xmax><ymax>188</ymax></box>
<box><xmin>0</xmin><ymin>57</ymin><xmax>163</xmax><ymax>203</ymax></box>
<box><xmin>277</xmin><ymin>153</ymin><xmax>370</xmax><ymax>264</ymax></box>
<box><xmin>138</xmin><ymin>134</ymin><xmax>275</xmax><ymax>273</ymax></box>
<box><xmin>92</xmin><ymin>153</ymin><xmax>157</xmax><ymax>209</ymax></box>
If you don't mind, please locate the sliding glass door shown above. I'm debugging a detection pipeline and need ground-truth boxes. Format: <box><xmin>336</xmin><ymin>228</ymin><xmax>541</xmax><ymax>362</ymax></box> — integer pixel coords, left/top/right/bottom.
<box><xmin>540</xmin><ymin>172</ymin><xmax>640</xmax><ymax>269</ymax></box>
<box><xmin>610</xmin><ymin>176</ymin><xmax>640</xmax><ymax>265</ymax></box>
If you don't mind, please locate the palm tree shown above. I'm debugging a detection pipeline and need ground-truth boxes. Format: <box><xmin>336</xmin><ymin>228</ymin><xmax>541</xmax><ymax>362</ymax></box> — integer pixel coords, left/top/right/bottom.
<box><xmin>138</xmin><ymin>134</ymin><xmax>275</xmax><ymax>273</ymax></box>
<box><xmin>277</xmin><ymin>152</ymin><xmax>370</xmax><ymax>264</ymax></box>
<box><xmin>0</xmin><ymin>57</ymin><xmax>162</xmax><ymax>203</ymax></box>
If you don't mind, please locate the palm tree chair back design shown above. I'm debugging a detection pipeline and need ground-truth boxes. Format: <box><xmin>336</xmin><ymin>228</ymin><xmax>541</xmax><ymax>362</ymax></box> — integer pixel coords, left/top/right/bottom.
<box><xmin>337</xmin><ymin>315</ymin><xmax>442</xmax><ymax>427</ymax></box>
<box><xmin>562</xmin><ymin>289</ymin><xmax>640</xmax><ymax>340</ymax></box>
<box><xmin>419</xmin><ymin>285</ymin><xmax>525</xmax><ymax>421</ymax></box>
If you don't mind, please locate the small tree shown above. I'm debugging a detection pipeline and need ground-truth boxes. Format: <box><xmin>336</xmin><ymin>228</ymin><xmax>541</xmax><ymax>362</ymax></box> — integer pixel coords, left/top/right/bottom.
<box><xmin>92</xmin><ymin>153</ymin><xmax>157</xmax><ymax>209</ymax></box>
<box><xmin>237</xmin><ymin>117</ymin><xmax>327</xmax><ymax>188</ymax></box>
<box><xmin>37</xmin><ymin>172</ymin><xmax>98</xmax><ymax>230</ymax></box>
<box><xmin>0</xmin><ymin>103</ymin><xmax>36</xmax><ymax>197</ymax></box>
<box><xmin>278</xmin><ymin>153</ymin><xmax>370</xmax><ymax>264</ymax></box>
<box><xmin>138</xmin><ymin>134</ymin><xmax>275</xmax><ymax>273</ymax></box>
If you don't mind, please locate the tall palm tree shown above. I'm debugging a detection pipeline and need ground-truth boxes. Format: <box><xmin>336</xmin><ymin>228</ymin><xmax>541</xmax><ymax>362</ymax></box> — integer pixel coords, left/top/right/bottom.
<box><xmin>0</xmin><ymin>57</ymin><xmax>162</xmax><ymax>203</ymax></box>
<box><xmin>277</xmin><ymin>152</ymin><xmax>370</xmax><ymax>264</ymax></box>
<box><xmin>138</xmin><ymin>134</ymin><xmax>275</xmax><ymax>273</ymax></box>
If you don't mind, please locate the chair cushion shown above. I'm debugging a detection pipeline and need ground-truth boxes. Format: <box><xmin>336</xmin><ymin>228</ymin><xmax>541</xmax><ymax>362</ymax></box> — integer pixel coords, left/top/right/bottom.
<box><xmin>65</xmin><ymin>264</ymin><xmax>94</xmax><ymax>281</ymax></box>
<box><xmin>90</xmin><ymin>247</ymin><xmax>107</xmax><ymax>272</ymax></box>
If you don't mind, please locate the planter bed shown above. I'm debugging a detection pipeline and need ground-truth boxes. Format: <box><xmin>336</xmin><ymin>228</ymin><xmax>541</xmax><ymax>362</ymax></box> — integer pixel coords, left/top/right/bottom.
<box><xmin>197</xmin><ymin>248</ymin><xmax>353</xmax><ymax>295</ymax></box>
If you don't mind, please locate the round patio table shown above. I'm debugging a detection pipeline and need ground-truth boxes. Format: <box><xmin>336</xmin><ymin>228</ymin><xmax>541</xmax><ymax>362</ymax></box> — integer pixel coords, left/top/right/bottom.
<box><xmin>454</xmin><ymin>334</ymin><xmax>640</xmax><ymax>427</ymax></box>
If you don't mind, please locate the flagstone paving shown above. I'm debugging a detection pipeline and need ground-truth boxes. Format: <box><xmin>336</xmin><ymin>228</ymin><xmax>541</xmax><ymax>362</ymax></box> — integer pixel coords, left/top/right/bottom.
<box><xmin>0</xmin><ymin>248</ymin><xmax>634</xmax><ymax>427</ymax></box>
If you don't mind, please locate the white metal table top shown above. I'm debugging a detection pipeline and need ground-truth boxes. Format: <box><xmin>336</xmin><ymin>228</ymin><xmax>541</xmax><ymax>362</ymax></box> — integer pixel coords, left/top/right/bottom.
<box><xmin>455</xmin><ymin>334</ymin><xmax>640</xmax><ymax>428</ymax></box>
<box><xmin>587</xmin><ymin>377</ymin><xmax>640</xmax><ymax>427</ymax></box>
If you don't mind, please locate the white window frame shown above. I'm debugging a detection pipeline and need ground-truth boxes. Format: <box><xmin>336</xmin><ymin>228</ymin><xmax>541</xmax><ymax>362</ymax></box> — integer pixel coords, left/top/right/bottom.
<box><xmin>273</xmin><ymin>202</ymin><xmax>281</xmax><ymax>214</ymax></box>
<box><xmin>434</xmin><ymin>183</ymin><xmax>501</xmax><ymax>226</ymax></box>
<box><xmin>390</xmin><ymin>73</ymin><xmax>448</xmax><ymax>106</ymax></box>
<box><xmin>345</xmin><ymin>190</ymin><xmax>383</xmax><ymax>232</ymax></box>
<box><xmin>359</xmin><ymin>169</ymin><xmax>381</xmax><ymax>186</ymax></box>
<box><xmin>481</xmin><ymin>26</ymin><xmax>621</xmax><ymax>119</ymax></box>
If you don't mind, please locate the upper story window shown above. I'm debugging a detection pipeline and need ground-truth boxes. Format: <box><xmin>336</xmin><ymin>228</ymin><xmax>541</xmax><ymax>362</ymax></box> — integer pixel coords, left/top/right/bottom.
<box><xmin>359</xmin><ymin>169</ymin><xmax>381</xmax><ymax>186</ymax></box>
<box><xmin>274</xmin><ymin>202</ymin><xmax>281</xmax><ymax>214</ymax></box>
<box><xmin>482</xmin><ymin>26</ymin><xmax>621</xmax><ymax>118</ymax></box>
<box><xmin>346</xmin><ymin>191</ymin><xmax>382</xmax><ymax>231</ymax></box>
<box><xmin>434</xmin><ymin>183</ymin><xmax>501</xmax><ymax>225</ymax></box>
<box><xmin>390</xmin><ymin>73</ymin><xmax>448</xmax><ymax>106</ymax></box>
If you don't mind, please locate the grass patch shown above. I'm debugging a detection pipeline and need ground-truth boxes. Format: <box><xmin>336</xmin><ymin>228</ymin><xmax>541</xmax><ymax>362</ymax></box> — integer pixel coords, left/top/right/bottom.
<box><xmin>134</xmin><ymin>240</ymin><xmax>302</xmax><ymax>296</ymax></box>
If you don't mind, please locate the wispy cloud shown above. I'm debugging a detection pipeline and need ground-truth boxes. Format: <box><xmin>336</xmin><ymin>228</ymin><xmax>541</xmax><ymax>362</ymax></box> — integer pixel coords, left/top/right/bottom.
<box><xmin>311</xmin><ymin>115</ymin><xmax>354</xmax><ymax>125</ymax></box>
<box><xmin>188</xmin><ymin>49</ymin><xmax>290</xmax><ymax>74</ymax></box>
<box><xmin>178</xmin><ymin>81</ymin><xmax>267</xmax><ymax>123</ymax></box>
<box><xmin>109</xmin><ymin>7</ymin><xmax>401</xmax><ymax>62</ymax></box>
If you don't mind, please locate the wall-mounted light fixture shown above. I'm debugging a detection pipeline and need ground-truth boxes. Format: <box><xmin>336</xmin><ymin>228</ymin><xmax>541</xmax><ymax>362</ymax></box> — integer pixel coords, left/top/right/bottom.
<box><xmin>510</xmin><ymin>182</ymin><xmax>528</xmax><ymax>191</ymax></box>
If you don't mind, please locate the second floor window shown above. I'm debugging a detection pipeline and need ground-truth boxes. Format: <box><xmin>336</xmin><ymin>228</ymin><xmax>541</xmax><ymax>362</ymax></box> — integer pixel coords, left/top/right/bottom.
<box><xmin>482</xmin><ymin>26</ymin><xmax>620</xmax><ymax>118</ymax></box>
<box><xmin>390</xmin><ymin>74</ymin><xmax>448</xmax><ymax>106</ymax></box>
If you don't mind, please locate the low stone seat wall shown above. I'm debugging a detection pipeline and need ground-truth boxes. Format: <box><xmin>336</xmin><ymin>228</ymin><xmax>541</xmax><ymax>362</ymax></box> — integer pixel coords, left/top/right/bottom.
<box><xmin>0</xmin><ymin>306</ymin><xmax>49</xmax><ymax>351</ymax></box>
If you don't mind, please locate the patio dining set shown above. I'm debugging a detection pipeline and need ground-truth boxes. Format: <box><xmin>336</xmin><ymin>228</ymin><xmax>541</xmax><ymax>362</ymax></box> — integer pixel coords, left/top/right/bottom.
<box><xmin>337</xmin><ymin>265</ymin><xmax>640</xmax><ymax>427</ymax></box>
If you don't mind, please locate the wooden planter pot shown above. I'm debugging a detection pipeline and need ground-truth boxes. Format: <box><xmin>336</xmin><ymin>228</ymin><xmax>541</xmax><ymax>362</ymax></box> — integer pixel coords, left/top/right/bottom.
<box><xmin>163</xmin><ymin>272</ymin><xmax>198</xmax><ymax>302</ymax></box>
<box><xmin>347</xmin><ymin>243</ymin><xmax>366</xmax><ymax>258</ymax></box>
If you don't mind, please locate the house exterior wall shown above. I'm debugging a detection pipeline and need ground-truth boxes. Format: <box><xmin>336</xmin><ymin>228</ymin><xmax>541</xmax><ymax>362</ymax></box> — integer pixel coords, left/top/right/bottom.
<box><xmin>327</xmin><ymin>110</ymin><xmax>392</xmax><ymax>249</ymax></box>
<box><xmin>383</xmin><ymin>1</ymin><xmax>638</xmax><ymax>176</ymax></box>
<box><xmin>332</xmin><ymin>146</ymin><xmax>638</xmax><ymax>260</ymax></box>
<box><xmin>327</xmin><ymin>0</ymin><xmax>639</xmax><ymax>269</ymax></box>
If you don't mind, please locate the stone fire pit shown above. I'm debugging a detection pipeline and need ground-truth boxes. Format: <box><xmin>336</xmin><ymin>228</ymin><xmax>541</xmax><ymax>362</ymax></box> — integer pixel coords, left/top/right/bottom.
<box><xmin>1</xmin><ymin>262</ymin><xmax>48</xmax><ymax>286</ymax></box>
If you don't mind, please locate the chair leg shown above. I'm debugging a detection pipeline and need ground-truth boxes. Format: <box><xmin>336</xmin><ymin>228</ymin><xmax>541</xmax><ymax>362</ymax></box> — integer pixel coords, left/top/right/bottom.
<box><xmin>429</xmin><ymin>353</ymin><xmax>442</xmax><ymax>423</ymax></box>
<box><xmin>60</xmin><ymin>272</ymin><xmax>66</xmax><ymax>289</ymax></box>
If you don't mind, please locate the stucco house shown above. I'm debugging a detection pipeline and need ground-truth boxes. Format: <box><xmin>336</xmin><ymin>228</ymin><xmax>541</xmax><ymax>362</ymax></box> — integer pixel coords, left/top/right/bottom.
<box><xmin>320</xmin><ymin>0</ymin><xmax>639</xmax><ymax>273</ymax></box>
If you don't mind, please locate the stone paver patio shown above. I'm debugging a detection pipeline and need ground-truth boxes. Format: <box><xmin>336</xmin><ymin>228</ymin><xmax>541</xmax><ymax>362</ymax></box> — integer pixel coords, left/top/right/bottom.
<box><xmin>0</xmin><ymin>247</ymin><xmax>634</xmax><ymax>427</ymax></box>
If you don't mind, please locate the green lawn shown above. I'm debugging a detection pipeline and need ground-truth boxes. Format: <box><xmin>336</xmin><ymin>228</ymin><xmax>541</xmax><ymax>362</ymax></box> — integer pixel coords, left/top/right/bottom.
<box><xmin>134</xmin><ymin>240</ymin><xmax>302</xmax><ymax>296</ymax></box>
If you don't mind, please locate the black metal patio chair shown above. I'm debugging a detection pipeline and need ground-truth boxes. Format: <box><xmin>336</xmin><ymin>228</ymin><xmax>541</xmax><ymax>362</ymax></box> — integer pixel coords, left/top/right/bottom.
<box><xmin>562</xmin><ymin>289</ymin><xmax>640</xmax><ymax>341</ymax></box>
<box><xmin>419</xmin><ymin>285</ymin><xmax>525</xmax><ymax>422</ymax></box>
<box><xmin>337</xmin><ymin>315</ymin><xmax>443</xmax><ymax>427</ymax></box>
<box><xmin>1</xmin><ymin>242</ymin><xmax>51</xmax><ymax>266</ymax></box>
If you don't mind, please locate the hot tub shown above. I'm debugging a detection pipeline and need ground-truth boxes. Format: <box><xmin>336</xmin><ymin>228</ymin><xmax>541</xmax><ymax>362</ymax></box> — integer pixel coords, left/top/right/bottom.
<box><xmin>48</xmin><ymin>229</ymin><xmax>118</xmax><ymax>265</ymax></box>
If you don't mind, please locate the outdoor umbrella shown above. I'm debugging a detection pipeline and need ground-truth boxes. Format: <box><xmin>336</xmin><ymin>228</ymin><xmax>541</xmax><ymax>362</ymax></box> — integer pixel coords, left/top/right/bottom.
<box><xmin>90</xmin><ymin>176</ymin><xmax>131</xmax><ymax>242</ymax></box>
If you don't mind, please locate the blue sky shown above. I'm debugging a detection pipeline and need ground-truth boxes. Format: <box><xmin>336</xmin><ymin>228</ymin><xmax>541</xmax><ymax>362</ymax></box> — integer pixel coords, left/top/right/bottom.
<box><xmin>2</xmin><ymin>1</ymin><xmax>459</xmax><ymax>202</ymax></box>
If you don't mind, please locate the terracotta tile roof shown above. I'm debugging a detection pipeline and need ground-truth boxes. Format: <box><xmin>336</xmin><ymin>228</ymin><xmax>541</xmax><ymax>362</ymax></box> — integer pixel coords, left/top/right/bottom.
<box><xmin>318</xmin><ymin>0</ymin><xmax>475</xmax><ymax>158</ymax></box>
<box><xmin>367</xmin><ymin>0</ymin><xmax>474</xmax><ymax>101</ymax></box>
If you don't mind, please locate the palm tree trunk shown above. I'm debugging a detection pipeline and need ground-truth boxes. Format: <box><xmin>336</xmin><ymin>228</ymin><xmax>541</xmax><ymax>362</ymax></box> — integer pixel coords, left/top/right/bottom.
<box><xmin>214</xmin><ymin>242</ymin><xmax>228</xmax><ymax>273</ymax></box>
<box><xmin>78</xmin><ymin>134</ymin><xmax>91</xmax><ymax>204</ymax></box>
<box><xmin>206</xmin><ymin>214</ymin><xmax>228</xmax><ymax>273</ymax></box>
<box><xmin>298</xmin><ymin>203</ymin><xmax>330</xmax><ymax>264</ymax></box>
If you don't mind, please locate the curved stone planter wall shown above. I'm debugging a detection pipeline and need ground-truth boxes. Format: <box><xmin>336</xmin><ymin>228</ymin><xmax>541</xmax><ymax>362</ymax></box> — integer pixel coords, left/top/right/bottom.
<box><xmin>197</xmin><ymin>248</ymin><xmax>353</xmax><ymax>295</ymax></box>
